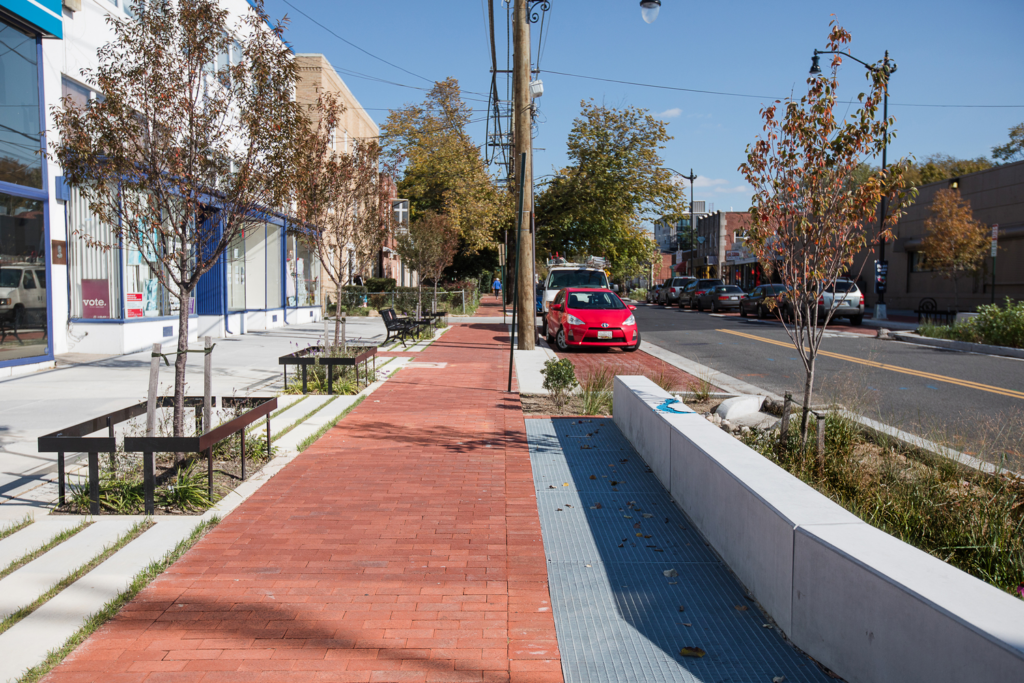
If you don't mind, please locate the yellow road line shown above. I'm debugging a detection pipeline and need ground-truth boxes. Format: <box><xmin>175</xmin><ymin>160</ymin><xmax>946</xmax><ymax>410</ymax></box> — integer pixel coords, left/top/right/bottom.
<box><xmin>717</xmin><ymin>328</ymin><xmax>1024</xmax><ymax>401</ymax></box>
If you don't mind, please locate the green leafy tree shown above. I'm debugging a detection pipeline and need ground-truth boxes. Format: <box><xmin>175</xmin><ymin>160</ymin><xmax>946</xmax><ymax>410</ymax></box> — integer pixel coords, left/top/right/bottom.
<box><xmin>739</xmin><ymin>22</ymin><xmax>916</xmax><ymax>447</ymax></box>
<box><xmin>920</xmin><ymin>188</ymin><xmax>989</xmax><ymax>309</ymax></box>
<box><xmin>52</xmin><ymin>0</ymin><xmax>300</xmax><ymax>437</ymax></box>
<box><xmin>536</xmin><ymin>101</ymin><xmax>684</xmax><ymax>261</ymax></box>
<box><xmin>292</xmin><ymin>91</ymin><xmax>400</xmax><ymax>351</ymax></box>
<box><xmin>906</xmin><ymin>154</ymin><xmax>992</xmax><ymax>185</ymax></box>
<box><xmin>381</xmin><ymin>78</ymin><xmax>507</xmax><ymax>254</ymax></box>
<box><xmin>992</xmin><ymin>123</ymin><xmax>1024</xmax><ymax>164</ymax></box>
<box><xmin>395</xmin><ymin>210</ymin><xmax>460</xmax><ymax>314</ymax></box>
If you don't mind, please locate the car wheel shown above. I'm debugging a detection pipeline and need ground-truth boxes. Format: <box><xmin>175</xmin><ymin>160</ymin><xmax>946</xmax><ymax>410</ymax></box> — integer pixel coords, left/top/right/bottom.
<box><xmin>625</xmin><ymin>331</ymin><xmax>641</xmax><ymax>352</ymax></box>
<box><xmin>849</xmin><ymin>314</ymin><xmax>863</xmax><ymax>326</ymax></box>
<box><xmin>696</xmin><ymin>300</ymin><xmax>704</xmax><ymax>312</ymax></box>
<box><xmin>13</xmin><ymin>305</ymin><xmax>25</xmax><ymax>329</ymax></box>
<box><xmin>555</xmin><ymin>327</ymin><xmax>570</xmax><ymax>352</ymax></box>
<box><xmin>739</xmin><ymin>305</ymin><xmax>747</xmax><ymax>318</ymax></box>
<box><xmin>711</xmin><ymin>301</ymin><xmax>719</xmax><ymax>313</ymax></box>
<box><xmin>756</xmin><ymin>305</ymin><xmax>765</xmax><ymax>319</ymax></box>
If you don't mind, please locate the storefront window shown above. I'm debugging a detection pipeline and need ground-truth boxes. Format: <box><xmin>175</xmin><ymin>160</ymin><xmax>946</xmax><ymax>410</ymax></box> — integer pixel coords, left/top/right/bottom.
<box><xmin>125</xmin><ymin>219</ymin><xmax>173</xmax><ymax>318</ymax></box>
<box><xmin>266</xmin><ymin>222</ymin><xmax>282</xmax><ymax>309</ymax></box>
<box><xmin>0</xmin><ymin>21</ymin><xmax>42</xmax><ymax>189</ymax></box>
<box><xmin>0</xmin><ymin>192</ymin><xmax>47</xmax><ymax>361</ymax></box>
<box><xmin>227</xmin><ymin>232</ymin><xmax>245</xmax><ymax>311</ymax></box>
<box><xmin>68</xmin><ymin>187</ymin><xmax>122</xmax><ymax>318</ymax></box>
<box><xmin>244</xmin><ymin>222</ymin><xmax>266</xmax><ymax>309</ymax></box>
<box><xmin>286</xmin><ymin>233</ymin><xmax>320</xmax><ymax>307</ymax></box>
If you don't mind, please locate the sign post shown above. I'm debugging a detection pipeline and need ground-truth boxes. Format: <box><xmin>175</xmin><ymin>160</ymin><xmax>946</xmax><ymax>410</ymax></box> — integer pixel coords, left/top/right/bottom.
<box><xmin>990</xmin><ymin>224</ymin><xmax>998</xmax><ymax>304</ymax></box>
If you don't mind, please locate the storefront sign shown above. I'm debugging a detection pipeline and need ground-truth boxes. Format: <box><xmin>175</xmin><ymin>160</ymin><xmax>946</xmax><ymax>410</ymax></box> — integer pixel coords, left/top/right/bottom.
<box><xmin>82</xmin><ymin>279</ymin><xmax>110</xmax><ymax>318</ymax></box>
<box><xmin>127</xmin><ymin>292</ymin><xmax>143</xmax><ymax>318</ymax></box>
<box><xmin>51</xmin><ymin>240</ymin><xmax>66</xmax><ymax>265</ymax></box>
<box><xmin>725</xmin><ymin>250</ymin><xmax>743</xmax><ymax>261</ymax></box>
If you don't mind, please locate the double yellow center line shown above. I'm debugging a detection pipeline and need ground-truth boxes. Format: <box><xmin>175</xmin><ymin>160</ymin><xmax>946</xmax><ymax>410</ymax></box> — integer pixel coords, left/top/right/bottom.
<box><xmin>717</xmin><ymin>328</ymin><xmax>1024</xmax><ymax>401</ymax></box>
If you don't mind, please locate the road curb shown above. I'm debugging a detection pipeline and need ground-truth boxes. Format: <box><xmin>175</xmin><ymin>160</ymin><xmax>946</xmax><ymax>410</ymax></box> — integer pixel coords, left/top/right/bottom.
<box><xmin>891</xmin><ymin>332</ymin><xmax>1024</xmax><ymax>361</ymax></box>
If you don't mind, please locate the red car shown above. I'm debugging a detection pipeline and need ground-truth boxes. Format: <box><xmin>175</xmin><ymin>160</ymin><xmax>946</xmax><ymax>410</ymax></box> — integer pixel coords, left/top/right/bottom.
<box><xmin>544</xmin><ymin>288</ymin><xmax>640</xmax><ymax>352</ymax></box>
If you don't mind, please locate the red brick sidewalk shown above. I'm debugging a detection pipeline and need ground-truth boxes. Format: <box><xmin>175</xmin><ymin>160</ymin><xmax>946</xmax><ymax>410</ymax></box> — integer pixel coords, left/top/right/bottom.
<box><xmin>554</xmin><ymin>347</ymin><xmax>722</xmax><ymax>394</ymax></box>
<box><xmin>46</xmin><ymin>325</ymin><xmax>562</xmax><ymax>683</ymax></box>
<box><xmin>473</xmin><ymin>295</ymin><xmax>507</xmax><ymax>317</ymax></box>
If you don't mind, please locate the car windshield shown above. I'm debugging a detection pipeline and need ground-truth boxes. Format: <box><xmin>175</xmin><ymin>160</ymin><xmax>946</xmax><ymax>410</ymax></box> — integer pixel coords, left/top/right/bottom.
<box><xmin>548</xmin><ymin>270</ymin><xmax>609</xmax><ymax>289</ymax></box>
<box><xmin>0</xmin><ymin>269</ymin><xmax>21</xmax><ymax>288</ymax></box>
<box><xmin>566</xmin><ymin>291</ymin><xmax>625</xmax><ymax>310</ymax></box>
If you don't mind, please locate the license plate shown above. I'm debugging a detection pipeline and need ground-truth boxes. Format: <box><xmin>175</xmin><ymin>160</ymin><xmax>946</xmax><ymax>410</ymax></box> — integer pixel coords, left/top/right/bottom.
<box><xmin>730</xmin><ymin>297</ymin><xmax>738</xmax><ymax>300</ymax></box>
<box><xmin>597</xmin><ymin>331</ymin><xmax>612</xmax><ymax>340</ymax></box>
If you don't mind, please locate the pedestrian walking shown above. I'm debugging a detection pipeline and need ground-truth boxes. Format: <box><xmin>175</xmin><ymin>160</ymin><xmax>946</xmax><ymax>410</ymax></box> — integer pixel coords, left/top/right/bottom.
<box><xmin>493</xmin><ymin>277</ymin><xmax>502</xmax><ymax>299</ymax></box>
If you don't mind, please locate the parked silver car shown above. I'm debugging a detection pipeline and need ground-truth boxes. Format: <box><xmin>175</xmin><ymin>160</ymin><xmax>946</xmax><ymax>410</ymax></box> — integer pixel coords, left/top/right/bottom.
<box><xmin>818</xmin><ymin>279</ymin><xmax>864</xmax><ymax>325</ymax></box>
<box><xmin>657</xmin><ymin>276</ymin><xmax>694</xmax><ymax>305</ymax></box>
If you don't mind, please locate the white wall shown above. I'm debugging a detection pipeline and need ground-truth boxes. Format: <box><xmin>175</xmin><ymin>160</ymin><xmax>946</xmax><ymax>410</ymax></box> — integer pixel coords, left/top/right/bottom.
<box><xmin>613</xmin><ymin>376</ymin><xmax>1024</xmax><ymax>683</ymax></box>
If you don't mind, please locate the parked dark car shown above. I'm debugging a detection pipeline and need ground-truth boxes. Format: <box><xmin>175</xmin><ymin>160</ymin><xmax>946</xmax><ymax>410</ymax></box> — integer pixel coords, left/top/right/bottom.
<box><xmin>694</xmin><ymin>285</ymin><xmax>746</xmax><ymax>312</ymax></box>
<box><xmin>678</xmin><ymin>278</ymin><xmax>724</xmax><ymax>308</ymax></box>
<box><xmin>740</xmin><ymin>283</ymin><xmax>792</xmax><ymax>320</ymax></box>
<box><xmin>657</xmin><ymin>276</ymin><xmax>694</xmax><ymax>305</ymax></box>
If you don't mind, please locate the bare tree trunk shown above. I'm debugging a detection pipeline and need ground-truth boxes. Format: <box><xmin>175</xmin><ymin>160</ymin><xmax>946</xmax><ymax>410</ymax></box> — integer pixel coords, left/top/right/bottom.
<box><xmin>800</xmin><ymin>358</ymin><xmax>815</xmax><ymax>452</ymax></box>
<box><xmin>172</xmin><ymin>291</ymin><xmax>190</xmax><ymax>438</ymax></box>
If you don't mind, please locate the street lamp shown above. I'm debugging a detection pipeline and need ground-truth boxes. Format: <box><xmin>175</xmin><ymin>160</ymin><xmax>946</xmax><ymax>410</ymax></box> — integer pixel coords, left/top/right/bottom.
<box><xmin>640</xmin><ymin>0</ymin><xmax>661</xmax><ymax>24</ymax></box>
<box><xmin>809</xmin><ymin>47</ymin><xmax>897</xmax><ymax>320</ymax></box>
<box><xmin>664</xmin><ymin>167</ymin><xmax>697</xmax><ymax>276</ymax></box>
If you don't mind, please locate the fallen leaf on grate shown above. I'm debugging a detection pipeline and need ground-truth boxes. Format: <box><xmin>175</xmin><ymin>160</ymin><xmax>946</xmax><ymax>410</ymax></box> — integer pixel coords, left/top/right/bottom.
<box><xmin>682</xmin><ymin>622</ymin><xmax>692</xmax><ymax>627</ymax></box>
<box><xmin>565</xmin><ymin>504</ymin><xmax>572</xmax><ymax>508</ymax></box>
<box><xmin>773</xmin><ymin>677</ymin><xmax>786</xmax><ymax>683</ymax></box>
<box><xmin>636</xmin><ymin>533</ymin><xmax>643</xmax><ymax>537</ymax></box>
<box><xmin>633</xmin><ymin>523</ymin><xmax>641</xmax><ymax>529</ymax></box>
<box><xmin>589</xmin><ymin>475</ymin><xmax>596</xmax><ymax>480</ymax></box>
<box><xmin>678</xmin><ymin>606</ymin><xmax>685</xmax><ymax>612</ymax></box>
<box><xmin>548</xmin><ymin>486</ymin><xmax>555</xmax><ymax>489</ymax></box>
<box><xmin>556</xmin><ymin>508</ymin><xmax>562</xmax><ymax>511</ymax></box>
<box><xmin>594</xmin><ymin>503</ymin><xmax>602</xmax><ymax>508</ymax></box>
<box><xmin>663</xmin><ymin>569</ymin><xmax>678</xmax><ymax>578</ymax></box>
<box><xmin>735</xmin><ymin>605</ymin><xmax>749</xmax><ymax>611</ymax></box>
<box><xmin>562</xmin><ymin>483</ymin><xmax>569</xmax><ymax>486</ymax></box>
<box><xmin>679</xmin><ymin>647</ymin><xmax>706</xmax><ymax>658</ymax></box>
<box><xmin>763</xmin><ymin>624</ymin><xmax>773</xmax><ymax>629</ymax></box>
<box><xmin>643</xmin><ymin>513</ymin><xmax>653</xmax><ymax>518</ymax></box>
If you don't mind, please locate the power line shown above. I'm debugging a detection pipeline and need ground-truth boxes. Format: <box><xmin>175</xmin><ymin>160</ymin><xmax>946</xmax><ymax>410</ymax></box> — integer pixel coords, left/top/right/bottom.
<box><xmin>542</xmin><ymin>69</ymin><xmax>1024</xmax><ymax>109</ymax></box>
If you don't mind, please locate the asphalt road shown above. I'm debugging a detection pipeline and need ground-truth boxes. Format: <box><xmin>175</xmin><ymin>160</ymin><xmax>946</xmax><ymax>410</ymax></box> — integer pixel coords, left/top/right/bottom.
<box><xmin>634</xmin><ymin>303</ymin><xmax>1024</xmax><ymax>452</ymax></box>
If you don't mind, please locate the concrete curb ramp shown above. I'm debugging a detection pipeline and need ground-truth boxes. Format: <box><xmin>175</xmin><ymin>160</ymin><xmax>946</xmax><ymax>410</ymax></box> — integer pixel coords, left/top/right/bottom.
<box><xmin>613</xmin><ymin>375</ymin><xmax>1024</xmax><ymax>683</ymax></box>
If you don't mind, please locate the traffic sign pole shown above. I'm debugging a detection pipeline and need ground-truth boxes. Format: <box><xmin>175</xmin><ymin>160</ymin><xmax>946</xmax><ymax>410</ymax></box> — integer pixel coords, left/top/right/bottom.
<box><xmin>991</xmin><ymin>224</ymin><xmax>998</xmax><ymax>304</ymax></box>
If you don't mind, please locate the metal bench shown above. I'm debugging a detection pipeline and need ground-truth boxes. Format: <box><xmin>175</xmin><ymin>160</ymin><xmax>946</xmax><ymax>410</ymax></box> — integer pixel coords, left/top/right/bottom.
<box><xmin>381</xmin><ymin>308</ymin><xmax>420</xmax><ymax>347</ymax></box>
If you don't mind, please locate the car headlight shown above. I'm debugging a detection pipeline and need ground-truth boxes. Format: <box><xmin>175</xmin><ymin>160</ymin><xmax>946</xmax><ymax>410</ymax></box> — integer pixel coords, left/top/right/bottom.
<box><xmin>0</xmin><ymin>298</ymin><xmax>9</xmax><ymax>306</ymax></box>
<box><xmin>566</xmin><ymin>314</ymin><xmax>585</xmax><ymax>326</ymax></box>
<box><xmin>623</xmin><ymin>314</ymin><xmax>635</xmax><ymax>326</ymax></box>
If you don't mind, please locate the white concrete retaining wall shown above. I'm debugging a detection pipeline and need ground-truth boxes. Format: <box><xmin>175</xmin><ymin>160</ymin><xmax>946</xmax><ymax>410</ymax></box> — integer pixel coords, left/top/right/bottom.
<box><xmin>613</xmin><ymin>375</ymin><xmax>1024</xmax><ymax>683</ymax></box>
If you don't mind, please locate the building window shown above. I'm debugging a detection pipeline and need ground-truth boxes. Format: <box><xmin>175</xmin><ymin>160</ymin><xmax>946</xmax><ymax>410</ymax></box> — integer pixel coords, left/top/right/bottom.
<box><xmin>0</xmin><ymin>192</ymin><xmax>47</xmax><ymax>361</ymax></box>
<box><xmin>0</xmin><ymin>21</ymin><xmax>42</xmax><ymax>189</ymax></box>
<box><xmin>286</xmin><ymin>233</ymin><xmax>320</xmax><ymax>307</ymax></box>
<box><xmin>226</xmin><ymin>232</ymin><xmax>246</xmax><ymax>311</ymax></box>
<box><xmin>909</xmin><ymin>251</ymin><xmax>933</xmax><ymax>273</ymax></box>
<box><xmin>68</xmin><ymin>186</ymin><xmax>122</xmax><ymax>319</ymax></box>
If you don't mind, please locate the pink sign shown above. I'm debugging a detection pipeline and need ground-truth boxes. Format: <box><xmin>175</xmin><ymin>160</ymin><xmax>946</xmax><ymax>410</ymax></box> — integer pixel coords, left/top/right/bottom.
<box><xmin>82</xmin><ymin>279</ymin><xmax>110</xmax><ymax>319</ymax></box>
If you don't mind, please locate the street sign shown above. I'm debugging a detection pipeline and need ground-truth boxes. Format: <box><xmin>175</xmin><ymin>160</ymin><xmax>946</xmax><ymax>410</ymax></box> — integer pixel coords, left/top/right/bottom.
<box><xmin>874</xmin><ymin>260</ymin><xmax>888</xmax><ymax>295</ymax></box>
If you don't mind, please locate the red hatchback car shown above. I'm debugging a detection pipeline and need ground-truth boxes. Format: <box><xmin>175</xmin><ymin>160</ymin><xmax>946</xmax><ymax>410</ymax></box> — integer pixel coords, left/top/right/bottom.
<box><xmin>544</xmin><ymin>288</ymin><xmax>640</xmax><ymax>352</ymax></box>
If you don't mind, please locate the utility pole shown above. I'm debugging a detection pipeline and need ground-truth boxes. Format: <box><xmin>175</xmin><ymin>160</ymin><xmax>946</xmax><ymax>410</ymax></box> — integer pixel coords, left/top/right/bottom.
<box><xmin>513</xmin><ymin>0</ymin><xmax>535</xmax><ymax>349</ymax></box>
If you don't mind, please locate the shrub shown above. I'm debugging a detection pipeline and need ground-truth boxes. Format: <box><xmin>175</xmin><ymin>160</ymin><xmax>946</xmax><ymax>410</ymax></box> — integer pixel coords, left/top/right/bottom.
<box><xmin>365</xmin><ymin>277</ymin><xmax>397</xmax><ymax>292</ymax></box>
<box><xmin>918</xmin><ymin>298</ymin><xmax>1024</xmax><ymax>349</ymax></box>
<box><xmin>541</xmin><ymin>358</ymin><xmax>578</xmax><ymax>411</ymax></box>
<box><xmin>581</xmin><ymin>366</ymin><xmax>613</xmax><ymax>415</ymax></box>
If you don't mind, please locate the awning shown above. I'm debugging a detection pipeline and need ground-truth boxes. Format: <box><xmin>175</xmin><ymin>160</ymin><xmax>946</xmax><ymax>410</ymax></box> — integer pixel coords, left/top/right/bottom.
<box><xmin>0</xmin><ymin>0</ymin><xmax>63</xmax><ymax>38</ymax></box>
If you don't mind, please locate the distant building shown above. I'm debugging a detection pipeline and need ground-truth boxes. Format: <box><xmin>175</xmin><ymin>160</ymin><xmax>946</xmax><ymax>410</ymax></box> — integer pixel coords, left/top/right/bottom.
<box><xmin>653</xmin><ymin>201</ymin><xmax>712</xmax><ymax>252</ymax></box>
<box><xmin>694</xmin><ymin>211</ymin><xmax>753</xmax><ymax>284</ymax></box>
<box><xmin>853</xmin><ymin>159</ymin><xmax>1024</xmax><ymax>311</ymax></box>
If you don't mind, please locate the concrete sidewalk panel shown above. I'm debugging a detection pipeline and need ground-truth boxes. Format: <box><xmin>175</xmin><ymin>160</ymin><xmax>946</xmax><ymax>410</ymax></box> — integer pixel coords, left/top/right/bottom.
<box><xmin>0</xmin><ymin>517</ymin><xmax>83</xmax><ymax>568</ymax></box>
<box><xmin>0</xmin><ymin>518</ymin><xmax>136</xmax><ymax>620</ymax></box>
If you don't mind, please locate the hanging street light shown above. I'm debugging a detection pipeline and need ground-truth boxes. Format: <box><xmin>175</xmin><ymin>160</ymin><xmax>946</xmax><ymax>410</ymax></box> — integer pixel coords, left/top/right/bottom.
<box><xmin>640</xmin><ymin>0</ymin><xmax>661</xmax><ymax>24</ymax></box>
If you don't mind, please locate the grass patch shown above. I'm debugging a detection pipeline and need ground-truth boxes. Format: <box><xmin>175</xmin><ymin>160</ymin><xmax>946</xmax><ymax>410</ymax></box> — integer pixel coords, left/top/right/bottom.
<box><xmin>742</xmin><ymin>413</ymin><xmax>1024</xmax><ymax>596</ymax></box>
<box><xmin>297</xmin><ymin>395</ymin><xmax>366</xmax><ymax>452</ymax></box>
<box><xmin>247</xmin><ymin>396</ymin><xmax>307</xmax><ymax>433</ymax></box>
<box><xmin>0</xmin><ymin>520</ymin><xmax>153</xmax><ymax>637</ymax></box>
<box><xmin>580</xmin><ymin>366</ymin><xmax>613</xmax><ymax>416</ymax></box>
<box><xmin>0</xmin><ymin>515</ymin><xmax>33</xmax><ymax>541</ymax></box>
<box><xmin>0</xmin><ymin>520</ymin><xmax>92</xmax><ymax>581</ymax></box>
<box><xmin>16</xmin><ymin>516</ymin><xmax>220</xmax><ymax>683</ymax></box>
<box><xmin>274</xmin><ymin>396</ymin><xmax>339</xmax><ymax>441</ymax></box>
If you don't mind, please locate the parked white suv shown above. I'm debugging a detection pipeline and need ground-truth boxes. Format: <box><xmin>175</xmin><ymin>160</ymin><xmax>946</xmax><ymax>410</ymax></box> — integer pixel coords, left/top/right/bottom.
<box><xmin>0</xmin><ymin>264</ymin><xmax>47</xmax><ymax>328</ymax></box>
<box><xmin>818</xmin><ymin>279</ymin><xmax>864</xmax><ymax>325</ymax></box>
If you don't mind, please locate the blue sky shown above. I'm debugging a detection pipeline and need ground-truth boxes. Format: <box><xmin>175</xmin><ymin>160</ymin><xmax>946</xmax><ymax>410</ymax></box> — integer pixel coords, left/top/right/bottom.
<box><xmin>265</xmin><ymin>0</ymin><xmax>1024</xmax><ymax>219</ymax></box>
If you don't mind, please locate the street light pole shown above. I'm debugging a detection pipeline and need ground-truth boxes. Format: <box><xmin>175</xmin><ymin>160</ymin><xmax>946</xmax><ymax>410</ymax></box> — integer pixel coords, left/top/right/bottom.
<box><xmin>664</xmin><ymin>167</ymin><xmax>696</xmax><ymax>276</ymax></box>
<box><xmin>810</xmin><ymin>48</ymin><xmax>896</xmax><ymax>320</ymax></box>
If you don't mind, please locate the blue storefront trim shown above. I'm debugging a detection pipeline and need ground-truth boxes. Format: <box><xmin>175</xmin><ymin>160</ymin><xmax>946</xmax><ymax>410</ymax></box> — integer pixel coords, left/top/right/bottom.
<box><xmin>0</xmin><ymin>0</ymin><xmax>62</xmax><ymax>38</ymax></box>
